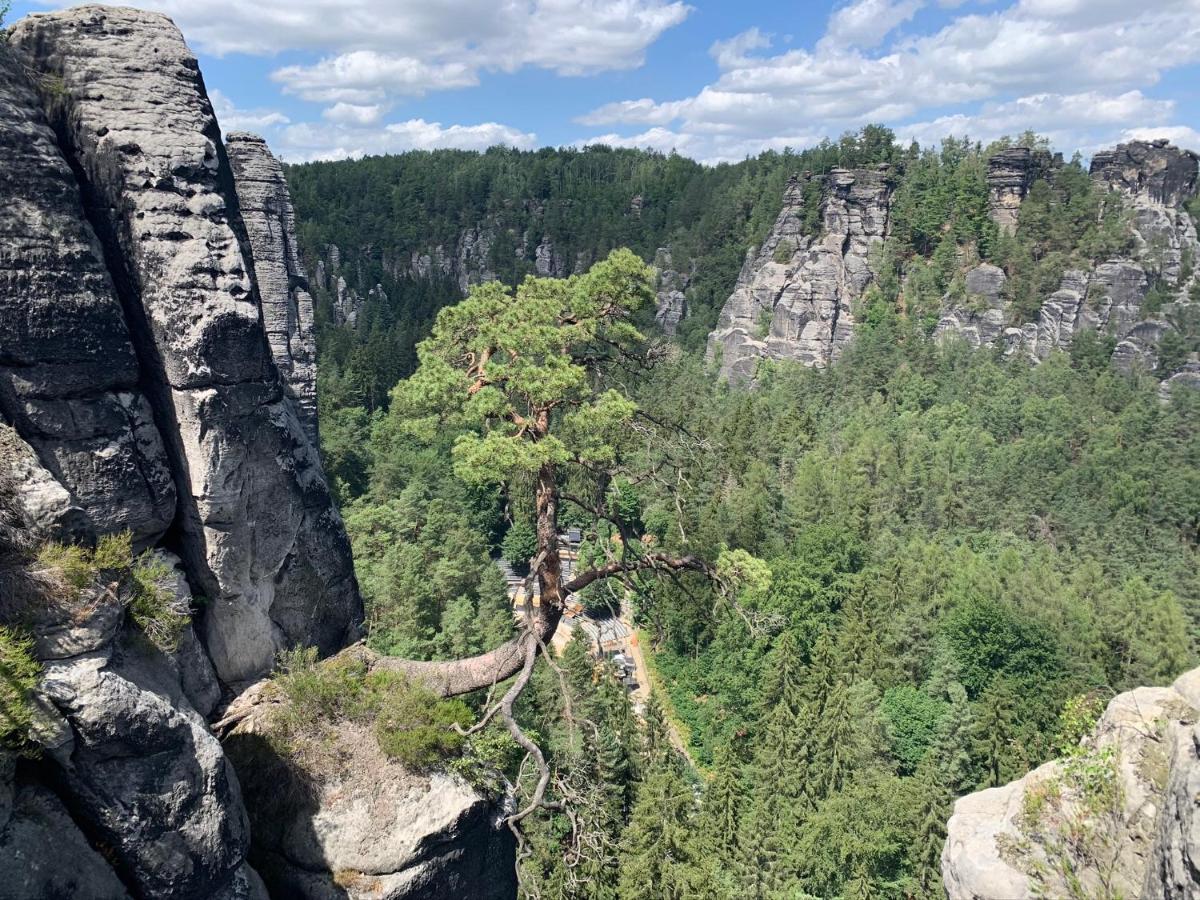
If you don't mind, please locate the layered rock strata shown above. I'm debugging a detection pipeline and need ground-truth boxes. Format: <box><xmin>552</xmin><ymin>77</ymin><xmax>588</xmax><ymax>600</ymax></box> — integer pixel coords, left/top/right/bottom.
<box><xmin>9</xmin><ymin>6</ymin><xmax>360</xmax><ymax>684</ymax></box>
<box><xmin>0</xmin><ymin>45</ymin><xmax>174</xmax><ymax>547</ymax></box>
<box><xmin>707</xmin><ymin>166</ymin><xmax>895</xmax><ymax>379</ymax></box>
<box><xmin>226</xmin><ymin>132</ymin><xmax>320</xmax><ymax>445</ymax></box>
<box><xmin>942</xmin><ymin>668</ymin><xmax>1200</xmax><ymax>899</ymax></box>
<box><xmin>986</xmin><ymin>146</ymin><xmax>1056</xmax><ymax>234</ymax></box>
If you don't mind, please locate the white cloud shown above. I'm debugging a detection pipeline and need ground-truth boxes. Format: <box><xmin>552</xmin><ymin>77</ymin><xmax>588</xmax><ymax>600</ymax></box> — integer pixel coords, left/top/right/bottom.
<box><xmin>1121</xmin><ymin>125</ymin><xmax>1200</xmax><ymax>152</ymax></box>
<box><xmin>580</xmin><ymin>0</ymin><xmax>1200</xmax><ymax>161</ymax></box>
<box><xmin>63</xmin><ymin>0</ymin><xmax>689</xmax><ymax>107</ymax></box>
<box><xmin>276</xmin><ymin>118</ymin><xmax>537</xmax><ymax>162</ymax></box>
<box><xmin>209</xmin><ymin>89</ymin><xmax>290</xmax><ymax>133</ymax></box>
<box><xmin>898</xmin><ymin>90</ymin><xmax>1177</xmax><ymax>147</ymax></box>
<box><xmin>322</xmin><ymin>102</ymin><xmax>387</xmax><ymax>126</ymax></box>
<box><xmin>823</xmin><ymin>0</ymin><xmax>924</xmax><ymax>49</ymax></box>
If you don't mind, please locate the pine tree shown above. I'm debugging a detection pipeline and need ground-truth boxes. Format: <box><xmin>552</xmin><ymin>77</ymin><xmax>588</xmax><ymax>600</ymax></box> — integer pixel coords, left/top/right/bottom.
<box><xmin>618</xmin><ymin>763</ymin><xmax>695</xmax><ymax>900</ymax></box>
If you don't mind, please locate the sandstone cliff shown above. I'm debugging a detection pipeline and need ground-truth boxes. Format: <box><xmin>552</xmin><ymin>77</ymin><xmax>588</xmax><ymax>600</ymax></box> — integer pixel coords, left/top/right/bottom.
<box><xmin>706</xmin><ymin>166</ymin><xmax>895</xmax><ymax>378</ymax></box>
<box><xmin>942</xmin><ymin>668</ymin><xmax>1200</xmax><ymax>899</ymax></box>
<box><xmin>936</xmin><ymin>140</ymin><xmax>1199</xmax><ymax>383</ymax></box>
<box><xmin>708</xmin><ymin>141</ymin><xmax>1198</xmax><ymax>386</ymax></box>
<box><xmin>0</xmin><ymin>7</ymin><xmax>511</xmax><ymax>898</ymax></box>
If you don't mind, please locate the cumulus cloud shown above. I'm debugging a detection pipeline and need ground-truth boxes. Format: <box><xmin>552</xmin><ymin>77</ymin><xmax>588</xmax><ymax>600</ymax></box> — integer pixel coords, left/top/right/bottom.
<box><xmin>209</xmin><ymin>89</ymin><xmax>290</xmax><ymax>133</ymax></box>
<box><xmin>582</xmin><ymin>0</ymin><xmax>1200</xmax><ymax>161</ymax></box>
<box><xmin>823</xmin><ymin>0</ymin><xmax>924</xmax><ymax>49</ymax></box>
<box><xmin>63</xmin><ymin>0</ymin><xmax>689</xmax><ymax>103</ymax></box>
<box><xmin>276</xmin><ymin>118</ymin><xmax>538</xmax><ymax>162</ymax></box>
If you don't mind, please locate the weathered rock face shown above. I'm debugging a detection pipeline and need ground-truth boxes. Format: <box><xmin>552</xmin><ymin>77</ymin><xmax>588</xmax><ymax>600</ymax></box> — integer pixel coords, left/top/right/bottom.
<box><xmin>2</xmin><ymin>10</ymin><xmax>513</xmax><ymax>900</ymax></box>
<box><xmin>0</xmin><ymin>46</ymin><xmax>175</xmax><ymax>547</ymax></box>
<box><xmin>10</xmin><ymin>6</ymin><xmax>361</xmax><ymax>684</ymax></box>
<box><xmin>1092</xmin><ymin>139</ymin><xmax>1200</xmax><ymax>209</ymax></box>
<box><xmin>933</xmin><ymin>264</ymin><xmax>1010</xmax><ymax>350</ymax></box>
<box><xmin>707</xmin><ymin>167</ymin><xmax>895</xmax><ymax>379</ymax></box>
<box><xmin>986</xmin><ymin>146</ymin><xmax>1056</xmax><ymax>234</ymax></box>
<box><xmin>942</xmin><ymin>668</ymin><xmax>1200</xmax><ymax>900</ymax></box>
<box><xmin>654</xmin><ymin>247</ymin><xmax>690</xmax><ymax>335</ymax></box>
<box><xmin>0</xmin><ymin>755</ymin><xmax>132</xmax><ymax>900</ymax></box>
<box><xmin>226</xmin><ymin>132</ymin><xmax>320</xmax><ymax>445</ymax></box>
<box><xmin>936</xmin><ymin>140</ymin><xmax>1198</xmax><ymax>382</ymax></box>
<box><xmin>224</xmin><ymin>696</ymin><xmax>517</xmax><ymax>900</ymax></box>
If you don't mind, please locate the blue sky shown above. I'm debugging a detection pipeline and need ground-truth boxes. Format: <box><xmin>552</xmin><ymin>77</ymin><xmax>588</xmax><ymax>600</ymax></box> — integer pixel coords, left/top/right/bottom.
<box><xmin>11</xmin><ymin>0</ymin><xmax>1200</xmax><ymax>163</ymax></box>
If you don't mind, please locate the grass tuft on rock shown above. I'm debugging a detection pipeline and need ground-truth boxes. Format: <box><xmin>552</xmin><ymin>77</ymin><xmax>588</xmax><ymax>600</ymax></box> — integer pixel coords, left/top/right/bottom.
<box><xmin>34</xmin><ymin>532</ymin><xmax>189</xmax><ymax>652</ymax></box>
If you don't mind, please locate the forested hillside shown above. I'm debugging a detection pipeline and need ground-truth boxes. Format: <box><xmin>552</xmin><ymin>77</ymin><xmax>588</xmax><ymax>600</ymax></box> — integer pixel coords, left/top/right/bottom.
<box><xmin>286</xmin><ymin>127</ymin><xmax>898</xmax><ymax>412</ymax></box>
<box><xmin>294</xmin><ymin>129</ymin><xmax>1200</xmax><ymax>898</ymax></box>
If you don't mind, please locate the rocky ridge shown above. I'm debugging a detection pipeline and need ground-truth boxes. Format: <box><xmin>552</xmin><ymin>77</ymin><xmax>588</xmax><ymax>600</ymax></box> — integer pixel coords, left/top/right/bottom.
<box><xmin>707</xmin><ymin>140</ymin><xmax>1199</xmax><ymax>386</ymax></box>
<box><xmin>0</xmin><ymin>7</ymin><xmax>511</xmax><ymax>898</ymax></box>
<box><xmin>226</xmin><ymin>132</ymin><xmax>320</xmax><ymax>446</ymax></box>
<box><xmin>936</xmin><ymin>140</ymin><xmax>1199</xmax><ymax>382</ymax></box>
<box><xmin>942</xmin><ymin>667</ymin><xmax>1200</xmax><ymax>899</ymax></box>
<box><xmin>706</xmin><ymin>166</ymin><xmax>895</xmax><ymax>379</ymax></box>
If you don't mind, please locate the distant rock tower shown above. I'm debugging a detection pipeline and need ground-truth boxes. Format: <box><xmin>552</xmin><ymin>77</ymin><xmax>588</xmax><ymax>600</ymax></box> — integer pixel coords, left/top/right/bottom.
<box><xmin>986</xmin><ymin>146</ymin><xmax>1056</xmax><ymax>235</ymax></box>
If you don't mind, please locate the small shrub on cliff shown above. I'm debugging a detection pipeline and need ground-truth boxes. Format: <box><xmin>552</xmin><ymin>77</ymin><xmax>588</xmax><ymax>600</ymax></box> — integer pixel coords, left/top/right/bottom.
<box><xmin>35</xmin><ymin>533</ymin><xmax>189</xmax><ymax>652</ymax></box>
<box><xmin>126</xmin><ymin>551</ymin><xmax>189</xmax><ymax>653</ymax></box>
<box><xmin>0</xmin><ymin>626</ymin><xmax>40</xmax><ymax>753</ymax></box>
<box><xmin>271</xmin><ymin>648</ymin><xmax>472</xmax><ymax>772</ymax></box>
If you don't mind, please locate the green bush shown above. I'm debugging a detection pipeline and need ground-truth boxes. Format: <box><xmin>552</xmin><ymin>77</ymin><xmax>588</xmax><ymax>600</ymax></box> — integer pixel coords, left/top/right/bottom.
<box><xmin>35</xmin><ymin>532</ymin><xmax>189</xmax><ymax>651</ymax></box>
<box><xmin>0</xmin><ymin>626</ymin><xmax>40</xmax><ymax>753</ymax></box>
<box><xmin>272</xmin><ymin>647</ymin><xmax>473</xmax><ymax>771</ymax></box>
<box><xmin>126</xmin><ymin>552</ymin><xmax>190</xmax><ymax>652</ymax></box>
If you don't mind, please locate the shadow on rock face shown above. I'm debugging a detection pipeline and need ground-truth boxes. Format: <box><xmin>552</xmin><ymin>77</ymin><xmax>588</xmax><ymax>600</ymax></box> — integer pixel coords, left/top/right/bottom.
<box><xmin>224</xmin><ymin>723</ymin><xmax>517</xmax><ymax>900</ymax></box>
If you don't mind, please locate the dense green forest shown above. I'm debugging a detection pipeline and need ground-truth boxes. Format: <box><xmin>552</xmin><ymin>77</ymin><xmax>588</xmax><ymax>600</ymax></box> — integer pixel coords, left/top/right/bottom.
<box><xmin>302</xmin><ymin>129</ymin><xmax>1200</xmax><ymax>898</ymax></box>
<box><xmin>289</xmin><ymin>126</ymin><xmax>901</xmax><ymax>413</ymax></box>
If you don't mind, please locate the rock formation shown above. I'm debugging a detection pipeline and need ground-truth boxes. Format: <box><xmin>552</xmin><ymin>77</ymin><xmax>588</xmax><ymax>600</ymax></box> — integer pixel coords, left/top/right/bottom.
<box><xmin>942</xmin><ymin>668</ymin><xmax>1200</xmax><ymax>899</ymax></box>
<box><xmin>1</xmin><ymin>7</ymin><xmax>511</xmax><ymax>898</ymax></box>
<box><xmin>934</xmin><ymin>140</ymin><xmax>1198</xmax><ymax>384</ymax></box>
<box><xmin>654</xmin><ymin>247</ymin><xmax>690</xmax><ymax>335</ymax></box>
<box><xmin>226</xmin><ymin>132</ymin><xmax>320</xmax><ymax>445</ymax></box>
<box><xmin>9</xmin><ymin>6</ymin><xmax>361</xmax><ymax>684</ymax></box>
<box><xmin>0</xmin><ymin>44</ymin><xmax>175</xmax><ymax>548</ymax></box>
<box><xmin>707</xmin><ymin>167</ymin><xmax>895</xmax><ymax>379</ymax></box>
<box><xmin>223</xmin><ymin>694</ymin><xmax>517</xmax><ymax>900</ymax></box>
<box><xmin>986</xmin><ymin>146</ymin><xmax>1056</xmax><ymax>234</ymax></box>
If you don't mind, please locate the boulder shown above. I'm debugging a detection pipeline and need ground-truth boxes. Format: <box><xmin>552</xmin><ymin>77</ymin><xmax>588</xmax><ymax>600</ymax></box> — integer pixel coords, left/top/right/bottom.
<box><xmin>224</xmin><ymin>698</ymin><xmax>517</xmax><ymax>900</ymax></box>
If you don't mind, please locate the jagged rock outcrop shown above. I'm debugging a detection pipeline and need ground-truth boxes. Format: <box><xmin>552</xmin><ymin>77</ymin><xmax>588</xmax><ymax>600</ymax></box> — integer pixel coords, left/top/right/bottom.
<box><xmin>936</xmin><ymin>140</ymin><xmax>1198</xmax><ymax>382</ymax></box>
<box><xmin>707</xmin><ymin>167</ymin><xmax>895</xmax><ymax>379</ymax></box>
<box><xmin>223</xmin><ymin>684</ymin><xmax>517</xmax><ymax>900</ymax></box>
<box><xmin>943</xmin><ymin>668</ymin><xmax>1200</xmax><ymax>899</ymax></box>
<box><xmin>10</xmin><ymin>5</ymin><xmax>361</xmax><ymax>684</ymax></box>
<box><xmin>654</xmin><ymin>247</ymin><xmax>690</xmax><ymax>335</ymax></box>
<box><xmin>986</xmin><ymin>146</ymin><xmax>1057</xmax><ymax>234</ymax></box>
<box><xmin>0</xmin><ymin>45</ymin><xmax>175</xmax><ymax>547</ymax></box>
<box><xmin>2</xmin><ymin>9</ymin><xmax>512</xmax><ymax>899</ymax></box>
<box><xmin>226</xmin><ymin>132</ymin><xmax>319</xmax><ymax>445</ymax></box>
<box><xmin>933</xmin><ymin>264</ymin><xmax>1010</xmax><ymax>350</ymax></box>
